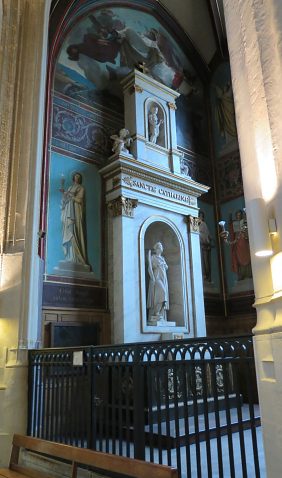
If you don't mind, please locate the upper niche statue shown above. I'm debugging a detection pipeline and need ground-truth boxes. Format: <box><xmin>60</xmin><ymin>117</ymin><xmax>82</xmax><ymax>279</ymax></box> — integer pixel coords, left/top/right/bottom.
<box><xmin>147</xmin><ymin>242</ymin><xmax>169</xmax><ymax>322</ymax></box>
<box><xmin>148</xmin><ymin>105</ymin><xmax>163</xmax><ymax>144</ymax></box>
<box><xmin>60</xmin><ymin>172</ymin><xmax>88</xmax><ymax>266</ymax></box>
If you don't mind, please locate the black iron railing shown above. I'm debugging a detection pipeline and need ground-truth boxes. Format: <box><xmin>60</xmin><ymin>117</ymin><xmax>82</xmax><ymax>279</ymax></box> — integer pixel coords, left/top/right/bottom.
<box><xmin>28</xmin><ymin>335</ymin><xmax>263</xmax><ymax>477</ymax></box>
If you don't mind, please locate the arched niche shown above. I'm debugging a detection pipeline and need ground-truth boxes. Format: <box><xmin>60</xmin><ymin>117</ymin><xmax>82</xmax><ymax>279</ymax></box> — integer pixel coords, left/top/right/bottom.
<box><xmin>145</xmin><ymin>99</ymin><xmax>167</xmax><ymax>148</ymax></box>
<box><xmin>140</xmin><ymin>216</ymin><xmax>189</xmax><ymax>333</ymax></box>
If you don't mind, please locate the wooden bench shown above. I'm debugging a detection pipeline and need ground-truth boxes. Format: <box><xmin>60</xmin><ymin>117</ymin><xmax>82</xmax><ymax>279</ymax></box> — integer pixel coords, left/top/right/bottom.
<box><xmin>0</xmin><ymin>434</ymin><xmax>178</xmax><ymax>478</ymax></box>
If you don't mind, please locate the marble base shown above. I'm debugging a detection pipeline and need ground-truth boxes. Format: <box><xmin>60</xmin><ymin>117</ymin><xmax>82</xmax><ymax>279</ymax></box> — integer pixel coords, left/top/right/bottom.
<box><xmin>148</xmin><ymin>317</ymin><xmax>176</xmax><ymax>327</ymax></box>
<box><xmin>157</xmin><ymin>320</ymin><xmax>176</xmax><ymax>327</ymax></box>
<box><xmin>53</xmin><ymin>261</ymin><xmax>94</xmax><ymax>279</ymax></box>
<box><xmin>108</xmin><ymin>151</ymin><xmax>133</xmax><ymax>162</ymax></box>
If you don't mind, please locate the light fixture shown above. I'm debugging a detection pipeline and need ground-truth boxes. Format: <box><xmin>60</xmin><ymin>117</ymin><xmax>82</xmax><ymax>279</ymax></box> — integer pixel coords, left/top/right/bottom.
<box><xmin>218</xmin><ymin>220</ymin><xmax>226</xmax><ymax>230</ymax></box>
<box><xmin>248</xmin><ymin>198</ymin><xmax>274</xmax><ymax>257</ymax></box>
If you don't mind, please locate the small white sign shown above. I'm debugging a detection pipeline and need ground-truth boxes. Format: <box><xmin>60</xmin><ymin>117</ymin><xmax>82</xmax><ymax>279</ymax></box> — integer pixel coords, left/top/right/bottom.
<box><xmin>73</xmin><ymin>351</ymin><xmax>83</xmax><ymax>366</ymax></box>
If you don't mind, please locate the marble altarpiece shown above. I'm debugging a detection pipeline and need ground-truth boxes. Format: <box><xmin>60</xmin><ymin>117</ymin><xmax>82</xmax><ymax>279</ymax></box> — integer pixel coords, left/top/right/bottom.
<box><xmin>100</xmin><ymin>69</ymin><xmax>209</xmax><ymax>343</ymax></box>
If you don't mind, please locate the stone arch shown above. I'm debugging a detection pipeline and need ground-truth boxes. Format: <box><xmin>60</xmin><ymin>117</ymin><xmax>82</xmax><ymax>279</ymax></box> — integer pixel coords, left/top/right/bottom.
<box><xmin>139</xmin><ymin>215</ymin><xmax>189</xmax><ymax>333</ymax></box>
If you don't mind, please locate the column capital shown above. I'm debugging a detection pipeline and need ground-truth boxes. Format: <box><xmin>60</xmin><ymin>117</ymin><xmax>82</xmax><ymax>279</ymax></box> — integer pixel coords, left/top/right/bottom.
<box><xmin>187</xmin><ymin>215</ymin><xmax>201</xmax><ymax>233</ymax></box>
<box><xmin>108</xmin><ymin>195</ymin><xmax>138</xmax><ymax>218</ymax></box>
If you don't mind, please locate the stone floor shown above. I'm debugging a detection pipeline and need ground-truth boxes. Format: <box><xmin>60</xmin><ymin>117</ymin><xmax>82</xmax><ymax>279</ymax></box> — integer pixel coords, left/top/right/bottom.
<box><xmin>97</xmin><ymin>405</ymin><xmax>266</xmax><ymax>477</ymax></box>
<box><xmin>146</xmin><ymin>427</ymin><xmax>266</xmax><ymax>477</ymax></box>
<box><xmin>143</xmin><ymin>405</ymin><xmax>266</xmax><ymax>477</ymax></box>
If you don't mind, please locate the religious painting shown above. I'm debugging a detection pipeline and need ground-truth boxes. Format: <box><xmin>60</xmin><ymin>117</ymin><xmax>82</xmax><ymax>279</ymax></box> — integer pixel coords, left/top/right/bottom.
<box><xmin>216</xmin><ymin>150</ymin><xmax>243</xmax><ymax>202</ymax></box>
<box><xmin>46</xmin><ymin>152</ymin><xmax>101</xmax><ymax>280</ymax></box>
<box><xmin>220</xmin><ymin>197</ymin><xmax>253</xmax><ymax>294</ymax></box>
<box><xmin>210</xmin><ymin>62</ymin><xmax>239</xmax><ymax>156</ymax></box>
<box><xmin>197</xmin><ymin>201</ymin><xmax>220</xmax><ymax>294</ymax></box>
<box><xmin>54</xmin><ymin>5</ymin><xmax>208</xmax><ymax>154</ymax></box>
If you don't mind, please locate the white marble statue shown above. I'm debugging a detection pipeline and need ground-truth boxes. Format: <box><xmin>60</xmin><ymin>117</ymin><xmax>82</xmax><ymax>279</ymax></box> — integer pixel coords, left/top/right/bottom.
<box><xmin>147</xmin><ymin>242</ymin><xmax>169</xmax><ymax>322</ymax></box>
<box><xmin>59</xmin><ymin>172</ymin><xmax>88</xmax><ymax>265</ymax></box>
<box><xmin>110</xmin><ymin>128</ymin><xmax>132</xmax><ymax>155</ymax></box>
<box><xmin>180</xmin><ymin>157</ymin><xmax>191</xmax><ymax>177</ymax></box>
<box><xmin>148</xmin><ymin>105</ymin><xmax>164</xmax><ymax>144</ymax></box>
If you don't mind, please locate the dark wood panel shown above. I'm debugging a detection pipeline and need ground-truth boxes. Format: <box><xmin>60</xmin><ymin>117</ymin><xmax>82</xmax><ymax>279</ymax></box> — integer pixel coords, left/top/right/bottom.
<box><xmin>204</xmin><ymin>295</ymin><xmax>225</xmax><ymax>317</ymax></box>
<box><xmin>43</xmin><ymin>282</ymin><xmax>107</xmax><ymax>309</ymax></box>
<box><xmin>42</xmin><ymin>307</ymin><xmax>111</xmax><ymax>346</ymax></box>
<box><xmin>205</xmin><ymin>293</ymin><xmax>256</xmax><ymax>336</ymax></box>
<box><xmin>227</xmin><ymin>293</ymin><xmax>255</xmax><ymax>316</ymax></box>
<box><xmin>206</xmin><ymin>315</ymin><xmax>256</xmax><ymax>337</ymax></box>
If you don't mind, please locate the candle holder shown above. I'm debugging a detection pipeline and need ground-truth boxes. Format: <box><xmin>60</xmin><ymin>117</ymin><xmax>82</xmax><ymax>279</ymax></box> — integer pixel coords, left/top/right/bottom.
<box><xmin>218</xmin><ymin>220</ymin><xmax>229</xmax><ymax>242</ymax></box>
<box><xmin>60</xmin><ymin>173</ymin><xmax>65</xmax><ymax>190</ymax></box>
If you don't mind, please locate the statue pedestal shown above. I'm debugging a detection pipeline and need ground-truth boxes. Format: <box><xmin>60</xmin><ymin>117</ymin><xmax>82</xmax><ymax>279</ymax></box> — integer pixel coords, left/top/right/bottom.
<box><xmin>53</xmin><ymin>260</ymin><xmax>95</xmax><ymax>279</ymax></box>
<box><xmin>148</xmin><ymin>316</ymin><xmax>176</xmax><ymax>327</ymax></box>
<box><xmin>157</xmin><ymin>320</ymin><xmax>176</xmax><ymax>327</ymax></box>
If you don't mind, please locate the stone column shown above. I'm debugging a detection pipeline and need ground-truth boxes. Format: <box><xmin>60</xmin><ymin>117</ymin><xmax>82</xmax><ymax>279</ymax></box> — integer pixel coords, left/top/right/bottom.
<box><xmin>107</xmin><ymin>196</ymin><xmax>138</xmax><ymax>343</ymax></box>
<box><xmin>223</xmin><ymin>1</ymin><xmax>282</xmax><ymax>475</ymax></box>
<box><xmin>187</xmin><ymin>215</ymin><xmax>206</xmax><ymax>337</ymax></box>
<box><xmin>0</xmin><ymin>0</ymin><xmax>50</xmax><ymax>465</ymax></box>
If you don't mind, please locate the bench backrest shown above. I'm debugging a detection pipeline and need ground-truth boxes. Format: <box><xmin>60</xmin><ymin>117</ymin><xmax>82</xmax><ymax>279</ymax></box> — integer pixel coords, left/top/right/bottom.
<box><xmin>10</xmin><ymin>435</ymin><xmax>178</xmax><ymax>478</ymax></box>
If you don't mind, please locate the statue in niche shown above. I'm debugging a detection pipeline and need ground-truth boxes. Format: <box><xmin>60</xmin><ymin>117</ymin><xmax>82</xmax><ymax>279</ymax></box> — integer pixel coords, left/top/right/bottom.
<box><xmin>180</xmin><ymin>157</ymin><xmax>191</xmax><ymax>178</ymax></box>
<box><xmin>148</xmin><ymin>104</ymin><xmax>164</xmax><ymax>144</ymax></box>
<box><xmin>59</xmin><ymin>172</ymin><xmax>89</xmax><ymax>266</ymax></box>
<box><xmin>110</xmin><ymin>128</ymin><xmax>132</xmax><ymax>155</ymax></box>
<box><xmin>147</xmin><ymin>242</ymin><xmax>169</xmax><ymax>322</ymax></box>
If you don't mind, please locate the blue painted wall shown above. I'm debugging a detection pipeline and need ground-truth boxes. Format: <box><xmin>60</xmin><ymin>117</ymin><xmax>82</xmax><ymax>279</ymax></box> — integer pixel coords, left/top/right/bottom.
<box><xmin>46</xmin><ymin>152</ymin><xmax>101</xmax><ymax>279</ymax></box>
<box><xmin>209</xmin><ymin>62</ymin><xmax>253</xmax><ymax>295</ymax></box>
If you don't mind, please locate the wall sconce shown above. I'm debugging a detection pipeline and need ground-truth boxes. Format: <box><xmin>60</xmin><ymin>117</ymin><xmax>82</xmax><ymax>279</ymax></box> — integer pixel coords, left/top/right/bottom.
<box><xmin>248</xmin><ymin>198</ymin><xmax>275</xmax><ymax>257</ymax></box>
<box><xmin>218</xmin><ymin>211</ymin><xmax>248</xmax><ymax>246</ymax></box>
<box><xmin>218</xmin><ymin>220</ymin><xmax>229</xmax><ymax>242</ymax></box>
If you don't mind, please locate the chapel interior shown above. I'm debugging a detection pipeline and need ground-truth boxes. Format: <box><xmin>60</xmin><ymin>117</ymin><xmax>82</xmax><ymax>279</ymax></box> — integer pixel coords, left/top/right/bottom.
<box><xmin>1</xmin><ymin>0</ymin><xmax>282</xmax><ymax>476</ymax></box>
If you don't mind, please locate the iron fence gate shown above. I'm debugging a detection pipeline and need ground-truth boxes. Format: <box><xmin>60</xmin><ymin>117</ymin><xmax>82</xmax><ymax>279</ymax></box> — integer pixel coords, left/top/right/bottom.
<box><xmin>28</xmin><ymin>335</ymin><xmax>263</xmax><ymax>477</ymax></box>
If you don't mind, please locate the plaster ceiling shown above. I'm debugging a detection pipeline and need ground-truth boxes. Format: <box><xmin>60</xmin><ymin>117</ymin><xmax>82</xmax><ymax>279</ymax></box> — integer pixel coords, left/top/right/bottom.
<box><xmin>161</xmin><ymin>0</ymin><xmax>228</xmax><ymax>67</ymax></box>
<box><xmin>160</xmin><ymin>0</ymin><xmax>218</xmax><ymax>65</ymax></box>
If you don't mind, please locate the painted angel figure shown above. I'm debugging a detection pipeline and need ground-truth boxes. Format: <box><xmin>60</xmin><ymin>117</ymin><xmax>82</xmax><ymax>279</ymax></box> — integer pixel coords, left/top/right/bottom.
<box><xmin>110</xmin><ymin>128</ymin><xmax>132</xmax><ymax>155</ymax></box>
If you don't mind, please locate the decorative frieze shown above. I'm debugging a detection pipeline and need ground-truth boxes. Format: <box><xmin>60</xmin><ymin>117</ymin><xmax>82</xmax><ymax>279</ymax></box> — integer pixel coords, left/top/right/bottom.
<box><xmin>108</xmin><ymin>195</ymin><xmax>138</xmax><ymax>218</ymax></box>
<box><xmin>121</xmin><ymin>175</ymin><xmax>197</xmax><ymax>206</ymax></box>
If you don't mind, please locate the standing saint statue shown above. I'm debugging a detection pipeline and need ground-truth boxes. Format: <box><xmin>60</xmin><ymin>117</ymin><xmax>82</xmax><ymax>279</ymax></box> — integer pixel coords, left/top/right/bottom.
<box><xmin>148</xmin><ymin>105</ymin><xmax>164</xmax><ymax>144</ymax></box>
<box><xmin>147</xmin><ymin>242</ymin><xmax>169</xmax><ymax>322</ymax></box>
<box><xmin>60</xmin><ymin>172</ymin><xmax>88</xmax><ymax>265</ymax></box>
